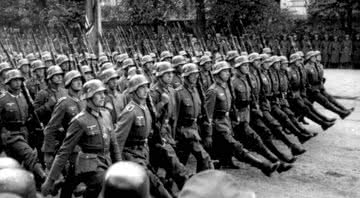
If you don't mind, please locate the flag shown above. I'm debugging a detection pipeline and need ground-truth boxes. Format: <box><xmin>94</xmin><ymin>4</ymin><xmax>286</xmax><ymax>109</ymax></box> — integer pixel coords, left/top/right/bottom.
<box><xmin>85</xmin><ymin>0</ymin><xmax>102</xmax><ymax>56</ymax></box>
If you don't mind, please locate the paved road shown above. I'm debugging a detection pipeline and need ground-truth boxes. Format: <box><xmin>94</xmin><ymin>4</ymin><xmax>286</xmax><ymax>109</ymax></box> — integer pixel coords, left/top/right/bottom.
<box><xmin>223</xmin><ymin>69</ymin><xmax>360</xmax><ymax>198</ymax></box>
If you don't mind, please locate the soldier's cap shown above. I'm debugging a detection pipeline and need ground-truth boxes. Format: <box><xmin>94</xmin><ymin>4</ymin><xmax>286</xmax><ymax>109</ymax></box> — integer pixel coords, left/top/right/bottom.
<box><xmin>204</xmin><ymin>51</ymin><xmax>212</xmax><ymax>57</ymax></box>
<box><xmin>191</xmin><ymin>57</ymin><xmax>200</xmax><ymax>64</ymax></box>
<box><xmin>305</xmin><ymin>51</ymin><xmax>317</xmax><ymax>60</ymax></box>
<box><xmin>248</xmin><ymin>53</ymin><xmax>261</xmax><ymax>62</ymax></box>
<box><xmin>178</xmin><ymin>170</ymin><xmax>256</xmax><ymax>198</ymax></box>
<box><xmin>17</xmin><ymin>59</ymin><xmax>30</xmax><ymax>68</ymax></box>
<box><xmin>262</xmin><ymin>57</ymin><xmax>273</xmax><ymax>64</ymax></box>
<box><xmin>5</xmin><ymin>69</ymin><xmax>25</xmax><ymax>84</ymax></box>
<box><xmin>179</xmin><ymin>50</ymin><xmax>188</xmax><ymax>57</ymax></box>
<box><xmin>149</xmin><ymin>52</ymin><xmax>156</xmax><ymax>59</ymax></box>
<box><xmin>279</xmin><ymin>56</ymin><xmax>289</xmax><ymax>64</ymax></box>
<box><xmin>128</xmin><ymin>74</ymin><xmax>149</xmax><ymax>93</ymax></box>
<box><xmin>314</xmin><ymin>50</ymin><xmax>321</xmax><ymax>56</ymax></box>
<box><xmin>141</xmin><ymin>55</ymin><xmax>154</xmax><ymax>65</ymax></box>
<box><xmin>226</xmin><ymin>50</ymin><xmax>239</xmax><ymax>61</ymax></box>
<box><xmin>214</xmin><ymin>53</ymin><xmax>224</xmax><ymax>62</ymax></box>
<box><xmin>127</xmin><ymin>67</ymin><xmax>139</xmax><ymax>80</ymax></box>
<box><xmin>102</xmin><ymin>161</ymin><xmax>150</xmax><ymax>198</ymax></box>
<box><xmin>0</xmin><ymin>62</ymin><xmax>12</xmax><ymax>74</ymax></box>
<box><xmin>99</xmin><ymin>68</ymin><xmax>119</xmax><ymax>84</ymax></box>
<box><xmin>31</xmin><ymin>60</ymin><xmax>46</xmax><ymax>71</ymax></box>
<box><xmin>289</xmin><ymin>53</ymin><xmax>302</xmax><ymax>63</ymax></box>
<box><xmin>98</xmin><ymin>55</ymin><xmax>110</xmax><ymax>67</ymax></box>
<box><xmin>240</xmin><ymin>51</ymin><xmax>248</xmax><ymax>56</ymax></box>
<box><xmin>115</xmin><ymin>53</ymin><xmax>129</xmax><ymax>64</ymax></box>
<box><xmin>296</xmin><ymin>51</ymin><xmax>304</xmax><ymax>58</ymax></box>
<box><xmin>259</xmin><ymin>53</ymin><xmax>270</xmax><ymax>61</ymax></box>
<box><xmin>122</xmin><ymin>58</ymin><xmax>135</xmax><ymax>69</ymax></box>
<box><xmin>42</xmin><ymin>53</ymin><xmax>53</xmax><ymax>62</ymax></box>
<box><xmin>155</xmin><ymin>61</ymin><xmax>174</xmax><ymax>77</ymax></box>
<box><xmin>160</xmin><ymin>51</ymin><xmax>173</xmax><ymax>61</ymax></box>
<box><xmin>234</xmin><ymin>56</ymin><xmax>250</xmax><ymax>68</ymax></box>
<box><xmin>172</xmin><ymin>55</ymin><xmax>187</xmax><ymax>67</ymax></box>
<box><xmin>101</xmin><ymin>62</ymin><xmax>115</xmax><ymax>72</ymax></box>
<box><xmin>212</xmin><ymin>61</ymin><xmax>231</xmax><ymax>75</ymax></box>
<box><xmin>81</xmin><ymin>65</ymin><xmax>92</xmax><ymax>74</ymax></box>
<box><xmin>182</xmin><ymin>63</ymin><xmax>199</xmax><ymax>77</ymax></box>
<box><xmin>269</xmin><ymin>56</ymin><xmax>281</xmax><ymax>66</ymax></box>
<box><xmin>25</xmin><ymin>53</ymin><xmax>36</xmax><ymax>61</ymax></box>
<box><xmin>0</xmin><ymin>168</ymin><xmax>37</xmax><ymax>198</ymax></box>
<box><xmin>262</xmin><ymin>47</ymin><xmax>271</xmax><ymax>54</ymax></box>
<box><xmin>199</xmin><ymin>55</ymin><xmax>212</xmax><ymax>66</ymax></box>
<box><xmin>64</xmin><ymin>70</ymin><xmax>83</xmax><ymax>87</ymax></box>
<box><xmin>82</xmin><ymin>79</ymin><xmax>107</xmax><ymax>99</ymax></box>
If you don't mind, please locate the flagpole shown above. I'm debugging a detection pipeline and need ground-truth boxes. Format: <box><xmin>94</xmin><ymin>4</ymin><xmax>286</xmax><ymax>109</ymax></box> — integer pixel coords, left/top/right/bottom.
<box><xmin>96</xmin><ymin>0</ymin><xmax>102</xmax><ymax>56</ymax></box>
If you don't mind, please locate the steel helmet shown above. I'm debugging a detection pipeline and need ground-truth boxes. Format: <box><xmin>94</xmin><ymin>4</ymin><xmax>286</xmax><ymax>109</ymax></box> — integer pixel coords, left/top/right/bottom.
<box><xmin>296</xmin><ymin>51</ymin><xmax>304</xmax><ymax>58</ymax></box>
<box><xmin>102</xmin><ymin>161</ymin><xmax>150</xmax><ymax>198</ymax></box>
<box><xmin>56</xmin><ymin>54</ymin><xmax>70</xmax><ymax>66</ymax></box>
<box><xmin>112</xmin><ymin>51</ymin><xmax>120</xmax><ymax>60</ymax></box>
<box><xmin>141</xmin><ymin>55</ymin><xmax>154</xmax><ymax>65</ymax></box>
<box><xmin>0</xmin><ymin>157</ymin><xmax>21</xmax><ymax>169</ymax></box>
<box><xmin>248</xmin><ymin>52</ymin><xmax>261</xmax><ymax>62</ymax></box>
<box><xmin>199</xmin><ymin>55</ymin><xmax>212</xmax><ymax>66</ymax></box>
<box><xmin>191</xmin><ymin>57</ymin><xmax>200</xmax><ymax>64</ymax></box>
<box><xmin>156</xmin><ymin>61</ymin><xmax>174</xmax><ymax>77</ymax></box>
<box><xmin>17</xmin><ymin>59</ymin><xmax>30</xmax><ymax>68</ymax></box>
<box><xmin>43</xmin><ymin>53</ymin><xmax>53</xmax><ymax>62</ymax></box>
<box><xmin>289</xmin><ymin>53</ymin><xmax>302</xmax><ymax>64</ymax></box>
<box><xmin>305</xmin><ymin>51</ymin><xmax>317</xmax><ymax>60</ymax></box>
<box><xmin>0</xmin><ymin>62</ymin><xmax>12</xmax><ymax>74</ymax></box>
<box><xmin>122</xmin><ymin>58</ymin><xmax>135</xmax><ymax>69</ymax></box>
<box><xmin>269</xmin><ymin>56</ymin><xmax>281</xmax><ymax>66</ymax></box>
<box><xmin>179</xmin><ymin>50</ymin><xmax>188</xmax><ymax>57</ymax></box>
<box><xmin>279</xmin><ymin>56</ymin><xmax>289</xmax><ymax>64</ymax></box>
<box><xmin>204</xmin><ymin>51</ymin><xmax>212</xmax><ymax>58</ymax></box>
<box><xmin>128</xmin><ymin>74</ymin><xmax>149</xmax><ymax>93</ymax></box>
<box><xmin>240</xmin><ymin>51</ymin><xmax>248</xmax><ymax>56</ymax></box>
<box><xmin>160</xmin><ymin>51</ymin><xmax>173</xmax><ymax>61</ymax></box>
<box><xmin>262</xmin><ymin>47</ymin><xmax>272</xmax><ymax>54</ymax></box>
<box><xmin>234</xmin><ymin>56</ymin><xmax>250</xmax><ymax>68</ymax></box>
<box><xmin>82</xmin><ymin>79</ymin><xmax>107</xmax><ymax>99</ymax></box>
<box><xmin>64</xmin><ymin>70</ymin><xmax>82</xmax><ymax>88</ymax></box>
<box><xmin>25</xmin><ymin>53</ymin><xmax>36</xmax><ymax>62</ymax></box>
<box><xmin>98</xmin><ymin>55</ymin><xmax>110</xmax><ymax>67</ymax></box>
<box><xmin>4</xmin><ymin>69</ymin><xmax>25</xmax><ymax>84</ymax></box>
<box><xmin>0</xmin><ymin>168</ymin><xmax>37</xmax><ymax>198</ymax></box>
<box><xmin>172</xmin><ymin>55</ymin><xmax>187</xmax><ymax>67</ymax></box>
<box><xmin>101</xmin><ymin>62</ymin><xmax>115</xmax><ymax>72</ymax></box>
<box><xmin>81</xmin><ymin>65</ymin><xmax>92</xmax><ymax>74</ymax></box>
<box><xmin>90</xmin><ymin>53</ymin><xmax>97</xmax><ymax>60</ymax></box>
<box><xmin>259</xmin><ymin>53</ymin><xmax>270</xmax><ymax>62</ymax></box>
<box><xmin>46</xmin><ymin>65</ymin><xmax>64</xmax><ymax>80</ymax></box>
<box><xmin>31</xmin><ymin>60</ymin><xmax>46</xmax><ymax>71</ymax></box>
<box><xmin>99</xmin><ymin>68</ymin><xmax>119</xmax><ymax>84</ymax></box>
<box><xmin>182</xmin><ymin>63</ymin><xmax>199</xmax><ymax>77</ymax></box>
<box><xmin>212</xmin><ymin>61</ymin><xmax>232</xmax><ymax>75</ymax></box>
<box><xmin>226</xmin><ymin>50</ymin><xmax>239</xmax><ymax>61</ymax></box>
<box><xmin>115</xmin><ymin>53</ymin><xmax>129</xmax><ymax>64</ymax></box>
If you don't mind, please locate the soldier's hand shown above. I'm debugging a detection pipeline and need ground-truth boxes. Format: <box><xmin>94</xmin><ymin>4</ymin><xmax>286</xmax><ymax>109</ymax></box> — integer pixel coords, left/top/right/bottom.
<box><xmin>161</xmin><ymin>93</ymin><xmax>170</xmax><ymax>104</ymax></box>
<box><xmin>41</xmin><ymin>177</ymin><xmax>55</xmax><ymax>196</ymax></box>
<box><xmin>44</xmin><ymin>153</ymin><xmax>54</xmax><ymax>170</ymax></box>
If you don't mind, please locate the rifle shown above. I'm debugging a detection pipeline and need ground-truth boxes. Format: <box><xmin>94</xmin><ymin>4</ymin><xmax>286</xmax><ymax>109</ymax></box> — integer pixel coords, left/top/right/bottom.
<box><xmin>32</xmin><ymin>33</ymin><xmax>43</xmax><ymax>60</ymax></box>
<box><xmin>61</xmin><ymin>24</ymin><xmax>85</xmax><ymax>77</ymax></box>
<box><xmin>15</xmin><ymin>33</ymin><xmax>25</xmax><ymax>58</ymax></box>
<box><xmin>44</xmin><ymin>25</ymin><xmax>57</xmax><ymax>65</ymax></box>
<box><xmin>0</xmin><ymin>39</ymin><xmax>44</xmax><ymax>131</ymax></box>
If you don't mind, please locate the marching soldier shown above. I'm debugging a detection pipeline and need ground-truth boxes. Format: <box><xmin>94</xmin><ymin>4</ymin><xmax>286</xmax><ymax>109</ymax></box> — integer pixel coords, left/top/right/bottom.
<box><xmin>42</xmin><ymin>79</ymin><xmax>122</xmax><ymax>198</ymax></box>
<box><xmin>115</xmin><ymin>74</ymin><xmax>173</xmax><ymax>198</ymax></box>
<box><xmin>198</xmin><ymin>55</ymin><xmax>214</xmax><ymax>91</ymax></box>
<box><xmin>99</xmin><ymin>68</ymin><xmax>127</xmax><ymax>123</ymax></box>
<box><xmin>34</xmin><ymin>65</ymin><xmax>67</xmax><ymax>125</ymax></box>
<box><xmin>26</xmin><ymin>60</ymin><xmax>47</xmax><ymax>99</ymax></box>
<box><xmin>287</xmin><ymin>53</ymin><xmax>335</xmax><ymax>130</ymax></box>
<box><xmin>141</xmin><ymin>55</ymin><xmax>156</xmax><ymax>84</ymax></box>
<box><xmin>0</xmin><ymin>69</ymin><xmax>47</xmax><ymax>183</ymax></box>
<box><xmin>0</xmin><ymin>62</ymin><xmax>12</xmax><ymax>95</ymax></box>
<box><xmin>56</xmin><ymin>55</ymin><xmax>72</xmax><ymax>74</ymax></box>
<box><xmin>171</xmin><ymin>55</ymin><xmax>186</xmax><ymax>89</ymax></box>
<box><xmin>17</xmin><ymin>59</ymin><xmax>31</xmax><ymax>81</ymax></box>
<box><xmin>206</xmin><ymin>61</ymin><xmax>280</xmax><ymax>176</ymax></box>
<box><xmin>81</xmin><ymin>65</ymin><xmax>95</xmax><ymax>81</ymax></box>
<box><xmin>117</xmin><ymin>58</ymin><xmax>136</xmax><ymax>93</ymax></box>
<box><xmin>42</xmin><ymin>70</ymin><xmax>85</xmax><ymax>198</ymax></box>
<box><xmin>173</xmin><ymin>63</ymin><xmax>214</xmax><ymax>172</ymax></box>
<box><xmin>150</xmin><ymin>62</ymin><xmax>192</xmax><ymax>192</ymax></box>
<box><xmin>305</xmin><ymin>51</ymin><xmax>353</xmax><ymax>119</ymax></box>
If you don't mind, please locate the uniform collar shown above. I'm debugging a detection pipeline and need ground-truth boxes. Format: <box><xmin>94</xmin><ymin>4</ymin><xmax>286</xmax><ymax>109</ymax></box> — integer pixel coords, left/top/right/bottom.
<box><xmin>86</xmin><ymin>101</ymin><xmax>102</xmax><ymax>118</ymax></box>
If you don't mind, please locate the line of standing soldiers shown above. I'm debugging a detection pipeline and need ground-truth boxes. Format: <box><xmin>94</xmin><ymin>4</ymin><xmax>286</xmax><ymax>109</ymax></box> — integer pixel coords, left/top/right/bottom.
<box><xmin>0</xmin><ymin>32</ymin><xmax>355</xmax><ymax>198</ymax></box>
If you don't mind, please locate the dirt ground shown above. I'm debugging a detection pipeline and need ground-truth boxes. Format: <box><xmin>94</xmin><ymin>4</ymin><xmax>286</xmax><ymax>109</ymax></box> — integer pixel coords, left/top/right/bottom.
<box><xmin>219</xmin><ymin>69</ymin><xmax>360</xmax><ymax>198</ymax></box>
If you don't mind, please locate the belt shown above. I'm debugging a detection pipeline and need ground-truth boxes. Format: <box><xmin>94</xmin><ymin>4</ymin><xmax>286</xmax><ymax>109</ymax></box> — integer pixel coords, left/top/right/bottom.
<box><xmin>125</xmin><ymin>138</ymin><xmax>148</xmax><ymax>147</ymax></box>
<box><xmin>81</xmin><ymin>149</ymin><xmax>110</xmax><ymax>156</ymax></box>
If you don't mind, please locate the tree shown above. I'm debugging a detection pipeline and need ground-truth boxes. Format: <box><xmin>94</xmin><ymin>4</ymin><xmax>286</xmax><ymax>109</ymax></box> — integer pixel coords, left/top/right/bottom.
<box><xmin>308</xmin><ymin>0</ymin><xmax>360</xmax><ymax>34</ymax></box>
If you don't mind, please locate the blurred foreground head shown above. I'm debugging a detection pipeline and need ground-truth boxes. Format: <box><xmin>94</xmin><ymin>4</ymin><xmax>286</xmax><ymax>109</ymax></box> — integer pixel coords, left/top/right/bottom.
<box><xmin>0</xmin><ymin>168</ymin><xmax>37</xmax><ymax>198</ymax></box>
<box><xmin>178</xmin><ymin>170</ymin><xmax>256</xmax><ymax>198</ymax></box>
<box><xmin>101</xmin><ymin>161</ymin><xmax>150</xmax><ymax>198</ymax></box>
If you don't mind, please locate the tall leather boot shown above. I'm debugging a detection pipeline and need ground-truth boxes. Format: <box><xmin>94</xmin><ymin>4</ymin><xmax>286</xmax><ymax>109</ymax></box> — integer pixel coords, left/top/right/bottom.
<box><xmin>273</xmin><ymin>127</ymin><xmax>306</xmax><ymax>156</ymax></box>
<box><xmin>290</xmin><ymin>116</ymin><xmax>318</xmax><ymax>137</ymax></box>
<box><xmin>256</xmin><ymin>143</ymin><xmax>294</xmax><ymax>173</ymax></box>
<box><xmin>311</xmin><ymin>107</ymin><xmax>337</xmax><ymax>122</ymax></box>
<box><xmin>263</xmin><ymin>139</ymin><xmax>297</xmax><ymax>163</ymax></box>
<box><xmin>282</xmin><ymin>118</ymin><xmax>312</xmax><ymax>144</ymax></box>
<box><xmin>239</xmin><ymin>152</ymin><xmax>280</xmax><ymax>177</ymax></box>
<box><xmin>306</xmin><ymin>110</ymin><xmax>335</xmax><ymax>131</ymax></box>
<box><xmin>322</xmin><ymin>100</ymin><xmax>351</xmax><ymax>119</ymax></box>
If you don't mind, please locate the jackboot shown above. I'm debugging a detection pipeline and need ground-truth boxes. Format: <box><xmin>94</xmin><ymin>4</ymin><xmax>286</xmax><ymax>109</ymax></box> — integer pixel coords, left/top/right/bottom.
<box><xmin>257</xmin><ymin>143</ymin><xmax>280</xmax><ymax>163</ymax></box>
<box><xmin>306</xmin><ymin>110</ymin><xmax>335</xmax><ymax>131</ymax></box>
<box><xmin>273</xmin><ymin>127</ymin><xmax>306</xmax><ymax>156</ymax></box>
<box><xmin>282</xmin><ymin>118</ymin><xmax>312</xmax><ymax>144</ymax></box>
<box><xmin>264</xmin><ymin>139</ymin><xmax>297</xmax><ymax>163</ymax></box>
<box><xmin>311</xmin><ymin>107</ymin><xmax>337</xmax><ymax>122</ymax></box>
<box><xmin>277</xmin><ymin>162</ymin><xmax>294</xmax><ymax>173</ymax></box>
<box><xmin>240</xmin><ymin>152</ymin><xmax>280</xmax><ymax>177</ymax></box>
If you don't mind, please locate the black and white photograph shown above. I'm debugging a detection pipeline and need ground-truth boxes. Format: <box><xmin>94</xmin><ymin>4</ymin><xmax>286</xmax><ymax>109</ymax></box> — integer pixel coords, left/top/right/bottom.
<box><xmin>0</xmin><ymin>0</ymin><xmax>359</xmax><ymax>197</ymax></box>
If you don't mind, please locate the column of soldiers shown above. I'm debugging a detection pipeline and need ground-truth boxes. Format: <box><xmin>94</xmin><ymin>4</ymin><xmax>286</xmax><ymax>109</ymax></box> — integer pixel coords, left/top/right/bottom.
<box><xmin>0</xmin><ymin>27</ymin><xmax>356</xmax><ymax>198</ymax></box>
